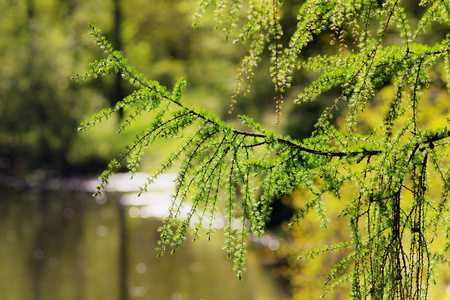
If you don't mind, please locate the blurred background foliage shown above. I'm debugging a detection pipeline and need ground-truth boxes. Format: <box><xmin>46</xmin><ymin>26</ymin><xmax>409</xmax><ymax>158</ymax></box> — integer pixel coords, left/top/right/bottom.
<box><xmin>0</xmin><ymin>0</ymin><xmax>247</xmax><ymax>175</ymax></box>
<box><xmin>1</xmin><ymin>0</ymin><xmax>450</xmax><ymax>299</ymax></box>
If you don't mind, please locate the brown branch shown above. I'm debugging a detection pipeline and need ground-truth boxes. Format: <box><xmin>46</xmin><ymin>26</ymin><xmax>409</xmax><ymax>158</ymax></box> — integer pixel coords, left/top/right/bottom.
<box><xmin>91</xmin><ymin>27</ymin><xmax>450</xmax><ymax>160</ymax></box>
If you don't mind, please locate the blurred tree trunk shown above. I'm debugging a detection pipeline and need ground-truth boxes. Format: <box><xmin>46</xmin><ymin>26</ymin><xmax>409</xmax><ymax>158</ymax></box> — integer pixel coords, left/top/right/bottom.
<box><xmin>112</xmin><ymin>3</ymin><xmax>128</xmax><ymax>299</ymax></box>
<box><xmin>112</xmin><ymin>0</ymin><xmax>124</xmax><ymax>119</ymax></box>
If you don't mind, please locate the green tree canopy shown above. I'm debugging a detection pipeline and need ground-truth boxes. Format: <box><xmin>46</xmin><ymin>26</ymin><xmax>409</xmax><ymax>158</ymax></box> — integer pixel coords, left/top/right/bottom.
<box><xmin>76</xmin><ymin>1</ymin><xmax>450</xmax><ymax>298</ymax></box>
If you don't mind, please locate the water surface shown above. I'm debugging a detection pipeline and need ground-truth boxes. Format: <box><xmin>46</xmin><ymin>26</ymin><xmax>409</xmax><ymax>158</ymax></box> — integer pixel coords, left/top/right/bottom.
<box><xmin>0</xmin><ymin>185</ymin><xmax>285</xmax><ymax>300</ymax></box>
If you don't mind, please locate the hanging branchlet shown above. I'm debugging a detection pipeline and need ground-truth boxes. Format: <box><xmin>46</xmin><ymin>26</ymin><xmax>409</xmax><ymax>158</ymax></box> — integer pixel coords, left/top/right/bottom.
<box><xmin>268</xmin><ymin>0</ymin><xmax>284</xmax><ymax>123</ymax></box>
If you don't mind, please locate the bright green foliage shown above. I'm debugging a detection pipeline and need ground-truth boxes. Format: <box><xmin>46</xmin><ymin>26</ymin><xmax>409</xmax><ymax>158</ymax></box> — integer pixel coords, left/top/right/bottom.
<box><xmin>77</xmin><ymin>1</ymin><xmax>450</xmax><ymax>299</ymax></box>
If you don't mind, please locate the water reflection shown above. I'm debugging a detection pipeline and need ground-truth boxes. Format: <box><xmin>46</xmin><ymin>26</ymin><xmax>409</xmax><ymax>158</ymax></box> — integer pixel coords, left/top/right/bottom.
<box><xmin>0</xmin><ymin>184</ymin><xmax>286</xmax><ymax>300</ymax></box>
